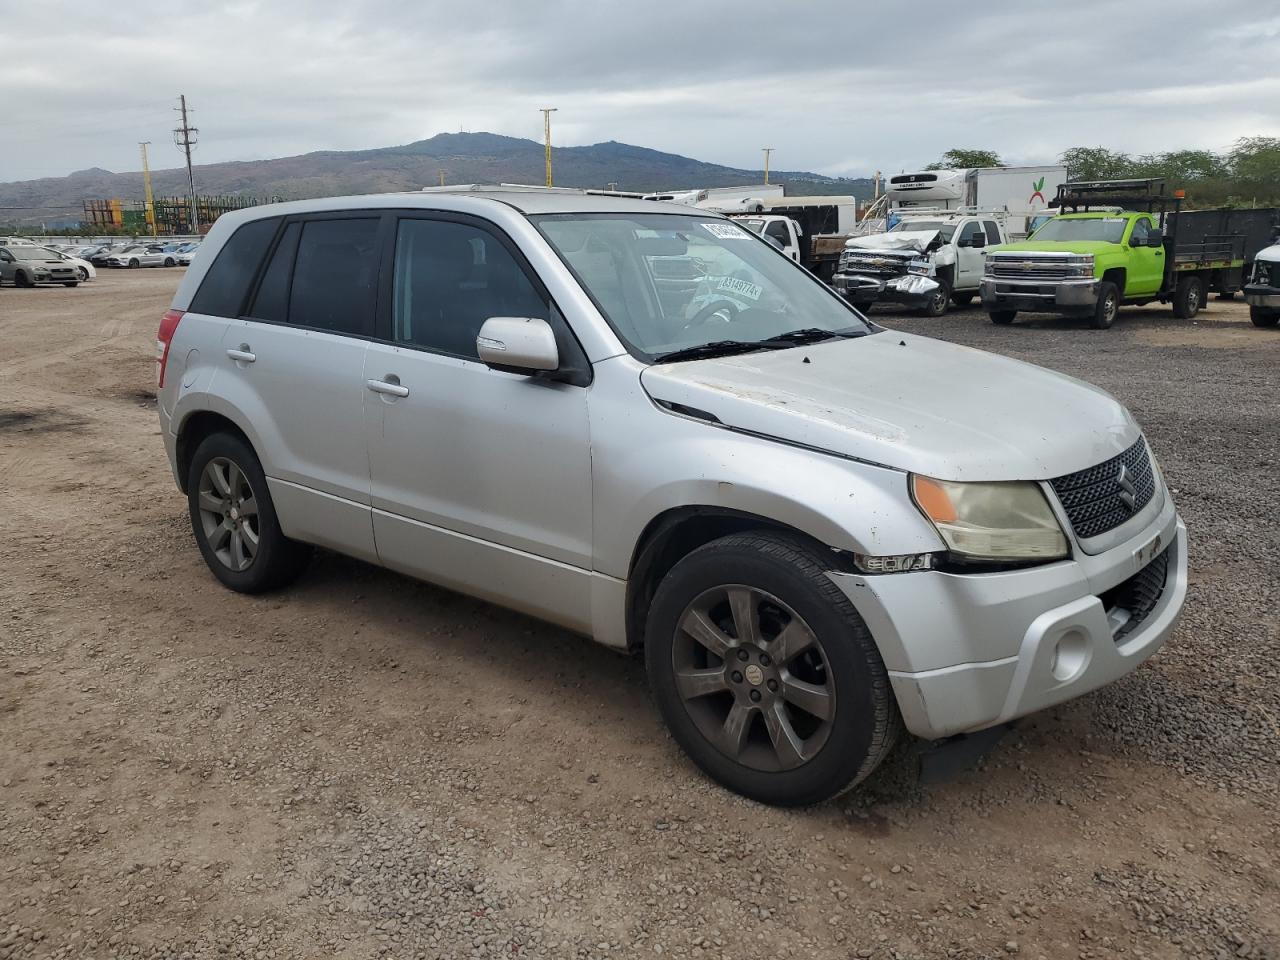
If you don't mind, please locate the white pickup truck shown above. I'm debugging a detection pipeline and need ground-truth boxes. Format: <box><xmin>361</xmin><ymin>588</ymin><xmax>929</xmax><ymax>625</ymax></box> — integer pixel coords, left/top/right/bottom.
<box><xmin>831</xmin><ymin>213</ymin><xmax>1009</xmax><ymax>316</ymax></box>
<box><xmin>732</xmin><ymin>213</ymin><xmax>849</xmax><ymax>283</ymax></box>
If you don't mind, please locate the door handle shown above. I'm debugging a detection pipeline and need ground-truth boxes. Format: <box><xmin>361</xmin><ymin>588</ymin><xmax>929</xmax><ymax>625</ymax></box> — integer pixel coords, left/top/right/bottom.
<box><xmin>367</xmin><ymin>377</ymin><xmax>409</xmax><ymax>398</ymax></box>
<box><xmin>226</xmin><ymin>346</ymin><xmax>256</xmax><ymax>363</ymax></box>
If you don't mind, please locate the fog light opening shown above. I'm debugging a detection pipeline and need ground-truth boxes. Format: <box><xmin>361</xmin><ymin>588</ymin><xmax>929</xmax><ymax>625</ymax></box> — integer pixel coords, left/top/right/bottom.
<box><xmin>1050</xmin><ymin>628</ymin><xmax>1090</xmax><ymax>682</ymax></box>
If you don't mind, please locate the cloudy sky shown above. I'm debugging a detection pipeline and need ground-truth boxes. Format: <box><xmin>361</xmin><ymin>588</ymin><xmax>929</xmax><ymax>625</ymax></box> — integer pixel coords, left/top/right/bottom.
<box><xmin>5</xmin><ymin>0</ymin><xmax>1279</xmax><ymax>183</ymax></box>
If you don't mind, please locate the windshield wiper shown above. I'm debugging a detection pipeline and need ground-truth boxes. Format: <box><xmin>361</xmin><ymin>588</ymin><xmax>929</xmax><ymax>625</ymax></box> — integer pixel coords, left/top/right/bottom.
<box><xmin>652</xmin><ymin>339</ymin><xmax>784</xmax><ymax>364</ymax></box>
<box><xmin>757</xmin><ymin>327</ymin><xmax>866</xmax><ymax>346</ymax></box>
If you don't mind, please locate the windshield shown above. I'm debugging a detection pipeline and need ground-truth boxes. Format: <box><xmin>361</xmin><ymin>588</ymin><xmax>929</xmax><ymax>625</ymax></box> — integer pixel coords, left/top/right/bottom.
<box><xmin>532</xmin><ymin>213</ymin><xmax>873</xmax><ymax>360</ymax></box>
<box><xmin>1031</xmin><ymin>217</ymin><xmax>1127</xmax><ymax>243</ymax></box>
<box><xmin>737</xmin><ymin>218</ymin><xmax>765</xmax><ymax>235</ymax></box>
<box><xmin>889</xmin><ymin>220</ymin><xmax>955</xmax><ymax>241</ymax></box>
<box><xmin>6</xmin><ymin>246</ymin><xmax>48</xmax><ymax>259</ymax></box>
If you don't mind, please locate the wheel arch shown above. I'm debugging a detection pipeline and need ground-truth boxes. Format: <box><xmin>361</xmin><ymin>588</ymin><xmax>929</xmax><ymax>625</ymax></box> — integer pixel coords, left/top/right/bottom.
<box><xmin>1101</xmin><ymin>266</ymin><xmax>1126</xmax><ymax>294</ymax></box>
<box><xmin>174</xmin><ymin>408</ymin><xmax>256</xmax><ymax>494</ymax></box>
<box><xmin>623</xmin><ymin>506</ymin><xmax>853</xmax><ymax>652</ymax></box>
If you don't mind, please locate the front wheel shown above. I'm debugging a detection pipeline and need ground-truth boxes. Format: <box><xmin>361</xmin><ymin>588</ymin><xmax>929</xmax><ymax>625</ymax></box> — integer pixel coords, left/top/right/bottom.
<box><xmin>1251</xmin><ymin>305</ymin><xmax>1280</xmax><ymax>328</ymax></box>
<box><xmin>1092</xmin><ymin>281</ymin><xmax>1120</xmax><ymax>329</ymax></box>
<box><xmin>129</xmin><ymin>258</ymin><xmax>140</xmax><ymax>268</ymax></box>
<box><xmin>16</xmin><ymin>271</ymin><xmax>34</xmax><ymax>288</ymax></box>
<box><xmin>645</xmin><ymin>532</ymin><xmax>899</xmax><ymax>806</ymax></box>
<box><xmin>164</xmin><ymin>257</ymin><xmax>175</xmax><ymax>267</ymax></box>
<box><xmin>920</xmin><ymin>281</ymin><xmax>950</xmax><ymax>317</ymax></box>
<box><xmin>77</xmin><ymin>267</ymin><xmax>89</xmax><ymax>280</ymax></box>
<box><xmin>187</xmin><ymin>432</ymin><xmax>311</xmax><ymax>593</ymax></box>
<box><xmin>1172</xmin><ymin>275</ymin><xmax>1203</xmax><ymax>319</ymax></box>
<box><xmin>989</xmin><ymin>310</ymin><xmax>1016</xmax><ymax>325</ymax></box>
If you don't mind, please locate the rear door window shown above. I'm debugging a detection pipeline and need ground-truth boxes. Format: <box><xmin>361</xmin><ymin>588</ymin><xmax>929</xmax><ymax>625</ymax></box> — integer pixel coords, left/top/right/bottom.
<box><xmin>189</xmin><ymin>218</ymin><xmax>279</xmax><ymax>317</ymax></box>
<box><xmin>288</xmin><ymin>218</ymin><xmax>380</xmax><ymax>335</ymax></box>
<box><xmin>983</xmin><ymin>220</ymin><xmax>1001</xmax><ymax>245</ymax></box>
<box><xmin>247</xmin><ymin>221</ymin><xmax>301</xmax><ymax>323</ymax></box>
<box><xmin>764</xmin><ymin>220</ymin><xmax>791</xmax><ymax>244</ymax></box>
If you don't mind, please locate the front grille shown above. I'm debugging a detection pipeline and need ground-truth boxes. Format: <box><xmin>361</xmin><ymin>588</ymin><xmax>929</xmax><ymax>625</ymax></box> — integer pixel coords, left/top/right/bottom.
<box><xmin>988</xmin><ymin>256</ymin><xmax>1078</xmax><ymax>281</ymax></box>
<box><xmin>1101</xmin><ymin>546</ymin><xmax>1170</xmax><ymax>641</ymax></box>
<box><xmin>840</xmin><ymin>253</ymin><xmax>911</xmax><ymax>277</ymax></box>
<box><xmin>1050</xmin><ymin>438</ymin><xmax>1157</xmax><ymax>539</ymax></box>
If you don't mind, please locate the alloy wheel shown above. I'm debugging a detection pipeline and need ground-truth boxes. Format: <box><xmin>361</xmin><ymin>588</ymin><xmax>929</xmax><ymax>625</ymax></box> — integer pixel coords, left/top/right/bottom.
<box><xmin>671</xmin><ymin>585</ymin><xmax>835</xmax><ymax>772</ymax></box>
<box><xmin>196</xmin><ymin>457</ymin><xmax>260</xmax><ymax>572</ymax></box>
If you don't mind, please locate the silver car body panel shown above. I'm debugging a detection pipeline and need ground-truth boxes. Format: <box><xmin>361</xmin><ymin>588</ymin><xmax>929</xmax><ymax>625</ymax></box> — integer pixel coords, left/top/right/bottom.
<box><xmin>160</xmin><ymin>189</ymin><xmax>1186</xmax><ymax>740</ymax></box>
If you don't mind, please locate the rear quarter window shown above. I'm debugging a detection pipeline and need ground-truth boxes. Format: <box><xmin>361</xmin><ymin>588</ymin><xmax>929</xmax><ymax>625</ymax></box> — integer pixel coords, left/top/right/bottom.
<box><xmin>189</xmin><ymin>218</ymin><xmax>280</xmax><ymax>317</ymax></box>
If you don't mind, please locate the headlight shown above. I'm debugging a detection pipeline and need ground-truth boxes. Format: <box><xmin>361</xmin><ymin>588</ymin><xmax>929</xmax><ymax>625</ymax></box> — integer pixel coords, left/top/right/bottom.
<box><xmin>911</xmin><ymin>475</ymin><xmax>1068</xmax><ymax>562</ymax></box>
<box><xmin>1067</xmin><ymin>255</ymin><xmax>1094</xmax><ymax>277</ymax></box>
<box><xmin>907</xmin><ymin>259</ymin><xmax>933</xmax><ymax>277</ymax></box>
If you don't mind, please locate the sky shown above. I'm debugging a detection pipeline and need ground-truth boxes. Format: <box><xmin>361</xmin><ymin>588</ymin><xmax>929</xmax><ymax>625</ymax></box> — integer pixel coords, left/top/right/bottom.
<box><xmin>4</xmin><ymin>0</ymin><xmax>1279</xmax><ymax>183</ymax></box>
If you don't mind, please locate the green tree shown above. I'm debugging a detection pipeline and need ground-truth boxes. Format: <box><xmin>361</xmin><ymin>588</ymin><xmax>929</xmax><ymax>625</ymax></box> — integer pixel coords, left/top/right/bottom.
<box><xmin>1226</xmin><ymin>137</ymin><xmax>1280</xmax><ymax>204</ymax></box>
<box><xmin>925</xmin><ymin>148</ymin><xmax>1003</xmax><ymax>170</ymax></box>
<box><xmin>1060</xmin><ymin>146</ymin><xmax>1135</xmax><ymax>181</ymax></box>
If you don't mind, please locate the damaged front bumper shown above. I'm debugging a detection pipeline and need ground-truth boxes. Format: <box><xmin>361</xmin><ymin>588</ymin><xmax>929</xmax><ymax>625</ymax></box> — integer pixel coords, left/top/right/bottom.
<box><xmin>832</xmin><ymin>272</ymin><xmax>940</xmax><ymax>305</ymax></box>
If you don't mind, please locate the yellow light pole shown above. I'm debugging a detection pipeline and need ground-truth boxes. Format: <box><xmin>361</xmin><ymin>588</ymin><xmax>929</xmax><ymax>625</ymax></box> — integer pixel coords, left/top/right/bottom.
<box><xmin>762</xmin><ymin>147</ymin><xmax>775</xmax><ymax>185</ymax></box>
<box><xmin>139</xmin><ymin>141</ymin><xmax>156</xmax><ymax>236</ymax></box>
<box><xmin>541</xmin><ymin>107</ymin><xmax>558</xmax><ymax>187</ymax></box>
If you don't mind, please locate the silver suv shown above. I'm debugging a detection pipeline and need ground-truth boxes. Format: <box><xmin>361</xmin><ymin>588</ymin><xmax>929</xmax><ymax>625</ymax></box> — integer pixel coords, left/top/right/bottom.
<box><xmin>157</xmin><ymin>189</ymin><xmax>1187</xmax><ymax>805</ymax></box>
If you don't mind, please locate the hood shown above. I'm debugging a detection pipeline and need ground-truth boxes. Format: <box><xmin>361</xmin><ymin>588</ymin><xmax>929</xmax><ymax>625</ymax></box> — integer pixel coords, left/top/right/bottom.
<box><xmin>640</xmin><ymin>333</ymin><xmax>1139</xmax><ymax>482</ymax></box>
<box><xmin>1254</xmin><ymin>242</ymin><xmax>1280</xmax><ymax>264</ymax></box>
<box><xmin>992</xmin><ymin>239</ymin><xmax>1117</xmax><ymax>257</ymax></box>
<box><xmin>845</xmin><ymin>230</ymin><xmax>938</xmax><ymax>254</ymax></box>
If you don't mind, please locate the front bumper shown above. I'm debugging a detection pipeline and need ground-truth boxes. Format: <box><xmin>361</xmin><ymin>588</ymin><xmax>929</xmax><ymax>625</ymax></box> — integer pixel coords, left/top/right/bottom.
<box><xmin>829</xmin><ymin>496</ymin><xmax>1186</xmax><ymax>740</ymax></box>
<box><xmin>832</xmin><ymin>271</ymin><xmax>935</xmax><ymax>304</ymax></box>
<box><xmin>1243</xmin><ymin>285</ymin><xmax>1280</xmax><ymax>308</ymax></box>
<box><xmin>980</xmin><ymin>276</ymin><xmax>1099</xmax><ymax>313</ymax></box>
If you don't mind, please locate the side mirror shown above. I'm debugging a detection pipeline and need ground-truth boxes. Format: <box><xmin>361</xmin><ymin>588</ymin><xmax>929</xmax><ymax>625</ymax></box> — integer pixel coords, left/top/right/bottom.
<box><xmin>1146</xmin><ymin>230</ymin><xmax>1163</xmax><ymax>247</ymax></box>
<box><xmin>968</xmin><ymin>232</ymin><xmax>987</xmax><ymax>248</ymax></box>
<box><xmin>476</xmin><ymin>317</ymin><xmax>559</xmax><ymax>374</ymax></box>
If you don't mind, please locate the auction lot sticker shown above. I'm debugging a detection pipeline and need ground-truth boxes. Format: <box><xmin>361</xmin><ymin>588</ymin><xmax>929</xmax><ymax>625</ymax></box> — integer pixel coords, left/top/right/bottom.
<box><xmin>702</xmin><ymin>222</ymin><xmax>750</xmax><ymax>240</ymax></box>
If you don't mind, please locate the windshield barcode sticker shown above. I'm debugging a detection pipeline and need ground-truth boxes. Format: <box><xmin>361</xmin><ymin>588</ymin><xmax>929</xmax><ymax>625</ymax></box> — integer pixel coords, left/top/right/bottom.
<box><xmin>715</xmin><ymin>276</ymin><xmax>763</xmax><ymax>300</ymax></box>
<box><xmin>702</xmin><ymin>222</ymin><xmax>750</xmax><ymax>240</ymax></box>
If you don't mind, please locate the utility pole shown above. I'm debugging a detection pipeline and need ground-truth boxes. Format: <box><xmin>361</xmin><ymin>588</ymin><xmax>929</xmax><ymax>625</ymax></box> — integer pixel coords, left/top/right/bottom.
<box><xmin>438</xmin><ymin>169</ymin><xmax>446</xmax><ymax>186</ymax></box>
<box><xmin>139</xmin><ymin>141</ymin><xmax>156</xmax><ymax>236</ymax></box>
<box><xmin>762</xmin><ymin>147</ymin><xmax>774</xmax><ymax>185</ymax></box>
<box><xmin>173</xmin><ymin>94</ymin><xmax>200</xmax><ymax>234</ymax></box>
<box><xmin>541</xmin><ymin>108</ymin><xmax>558</xmax><ymax>187</ymax></box>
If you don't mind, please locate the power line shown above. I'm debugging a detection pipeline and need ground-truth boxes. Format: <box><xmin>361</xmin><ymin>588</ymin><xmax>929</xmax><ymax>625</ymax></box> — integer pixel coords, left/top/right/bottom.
<box><xmin>173</xmin><ymin>94</ymin><xmax>200</xmax><ymax>233</ymax></box>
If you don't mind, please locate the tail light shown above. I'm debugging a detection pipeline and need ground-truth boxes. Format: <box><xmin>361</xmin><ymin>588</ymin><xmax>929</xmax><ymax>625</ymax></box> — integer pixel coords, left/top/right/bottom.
<box><xmin>156</xmin><ymin>309</ymin><xmax>185</xmax><ymax>387</ymax></box>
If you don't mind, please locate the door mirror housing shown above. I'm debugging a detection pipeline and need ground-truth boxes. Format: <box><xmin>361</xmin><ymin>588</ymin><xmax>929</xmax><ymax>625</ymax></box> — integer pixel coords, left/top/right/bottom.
<box><xmin>1146</xmin><ymin>229</ymin><xmax>1164</xmax><ymax>247</ymax></box>
<box><xmin>476</xmin><ymin>317</ymin><xmax>560</xmax><ymax>374</ymax></box>
<box><xmin>967</xmin><ymin>231</ymin><xmax>987</xmax><ymax>249</ymax></box>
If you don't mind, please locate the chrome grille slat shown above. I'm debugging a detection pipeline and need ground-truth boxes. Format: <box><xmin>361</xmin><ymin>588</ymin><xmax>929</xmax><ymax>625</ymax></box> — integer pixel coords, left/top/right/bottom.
<box><xmin>1050</xmin><ymin>438</ymin><xmax>1156</xmax><ymax>539</ymax></box>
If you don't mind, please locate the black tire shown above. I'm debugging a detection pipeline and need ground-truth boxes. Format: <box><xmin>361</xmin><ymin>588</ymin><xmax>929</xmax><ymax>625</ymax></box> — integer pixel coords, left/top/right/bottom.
<box><xmin>1091</xmin><ymin>281</ymin><xmax>1120</xmax><ymax>329</ymax></box>
<box><xmin>1251</xmin><ymin>306</ymin><xmax>1280</xmax><ymax>328</ymax></box>
<box><xmin>187</xmin><ymin>432</ymin><xmax>310</xmax><ymax>593</ymax></box>
<box><xmin>1172</xmin><ymin>275</ymin><xmax>1202</xmax><ymax>319</ymax></box>
<box><xmin>950</xmin><ymin>291</ymin><xmax>975</xmax><ymax>307</ymax></box>
<box><xmin>129</xmin><ymin>258</ymin><xmax>140</xmax><ymax>268</ymax></box>
<box><xmin>989</xmin><ymin>310</ymin><xmax>1016</xmax><ymax>325</ymax></box>
<box><xmin>645</xmin><ymin>532</ymin><xmax>899</xmax><ymax>806</ymax></box>
<box><xmin>63</xmin><ymin>281</ymin><xmax>78</xmax><ymax>288</ymax></box>
<box><xmin>16</xmin><ymin>271</ymin><xmax>33</xmax><ymax>288</ymax></box>
<box><xmin>920</xmin><ymin>281</ymin><xmax>950</xmax><ymax>317</ymax></box>
<box><xmin>164</xmin><ymin>257</ymin><xmax>175</xmax><ymax>267</ymax></box>
<box><xmin>1218</xmin><ymin>290</ymin><xmax>1236</xmax><ymax>301</ymax></box>
<box><xmin>77</xmin><ymin>267</ymin><xmax>89</xmax><ymax>280</ymax></box>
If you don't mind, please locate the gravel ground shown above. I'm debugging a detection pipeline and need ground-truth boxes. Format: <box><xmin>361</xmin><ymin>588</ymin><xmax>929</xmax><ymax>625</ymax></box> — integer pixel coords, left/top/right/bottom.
<box><xmin>1</xmin><ymin>271</ymin><xmax>1277</xmax><ymax>960</ymax></box>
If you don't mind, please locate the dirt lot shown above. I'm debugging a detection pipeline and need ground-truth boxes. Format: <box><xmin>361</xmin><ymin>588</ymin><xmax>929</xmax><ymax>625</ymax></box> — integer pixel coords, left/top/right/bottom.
<box><xmin>2</xmin><ymin>270</ymin><xmax>1277</xmax><ymax>960</ymax></box>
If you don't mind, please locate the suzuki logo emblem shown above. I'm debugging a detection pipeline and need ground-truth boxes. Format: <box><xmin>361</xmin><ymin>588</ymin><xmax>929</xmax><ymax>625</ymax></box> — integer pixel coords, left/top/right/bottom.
<box><xmin>1116</xmin><ymin>463</ymin><xmax>1137</xmax><ymax>511</ymax></box>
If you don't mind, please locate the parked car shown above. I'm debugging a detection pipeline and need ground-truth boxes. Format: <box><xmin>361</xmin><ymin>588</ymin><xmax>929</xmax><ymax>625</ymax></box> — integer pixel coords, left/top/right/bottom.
<box><xmin>107</xmin><ymin>245</ymin><xmax>177</xmax><ymax>268</ymax></box>
<box><xmin>91</xmin><ymin>245</ymin><xmax>130</xmax><ymax>266</ymax></box>
<box><xmin>39</xmin><ymin>245</ymin><xmax>96</xmax><ymax>281</ymax></box>
<box><xmin>156</xmin><ymin>191</ymin><xmax>1187</xmax><ymax>805</ymax></box>
<box><xmin>1243</xmin><ymin>242</ymin><xmax>1280</xmax><ymax>328</ymax></box>
<box><xmin>0</xmin><ymin>243</ymin><xmax>81</xmax><ymax>286</ymax></box>
<box><xmin>175</xmin><ymin>241</ymin><xmax>201</xmax><ymax>266</ymax></box>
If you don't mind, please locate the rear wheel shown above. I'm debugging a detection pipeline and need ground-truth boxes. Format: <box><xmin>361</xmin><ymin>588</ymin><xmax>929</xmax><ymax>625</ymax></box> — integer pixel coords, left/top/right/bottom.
<box><xmin>1172</xmin><ymin>275</ymin><xmax>1202</xmax><ymax>319</ymax></box>
<box><xmin>1091</xmin><ymin>281</ymin><xmax>1120</xmax><ymax>329</ymax></box>
<box><xmin>164</xmin><ymin>257</ymin><xmax>175</xmax><ymax>267</ymax></box>
<box><xmin>187</xmin><ymin>432</ymin><xmax>311</xmax><ymax>593</ymax></box>
<box><xmin>645</xmin><ymin>532</ymin><xmax>899</xmax><ymax>806</ymax></box>
<box><xmin>1251</xmin><ymin>306</ymin><xmax>1280</xmax><ymax>328</ymax></box>
<box><xmin>989</xmin><ymin>310</ymin><xmax>1016</xmax><ymax>325</ymax></box>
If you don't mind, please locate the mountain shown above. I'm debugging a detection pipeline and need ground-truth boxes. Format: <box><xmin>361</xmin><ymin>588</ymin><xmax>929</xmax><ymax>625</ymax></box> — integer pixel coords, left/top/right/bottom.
<box><xmin>0</xmin><ymin>132</ymin><xmax>873</xmax><ymax>228</ymax></box>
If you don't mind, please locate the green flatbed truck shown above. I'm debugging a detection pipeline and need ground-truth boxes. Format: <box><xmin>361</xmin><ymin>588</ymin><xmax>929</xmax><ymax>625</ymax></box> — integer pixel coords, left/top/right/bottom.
<box><xmin>979</xmin><ymin>179</ymin><xmax>1246</xmax><ymax>329</ymax></box>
